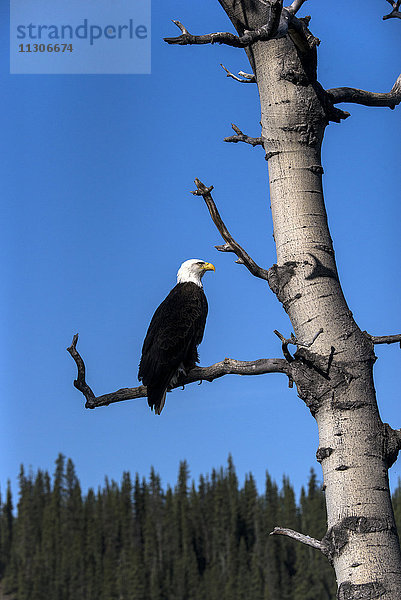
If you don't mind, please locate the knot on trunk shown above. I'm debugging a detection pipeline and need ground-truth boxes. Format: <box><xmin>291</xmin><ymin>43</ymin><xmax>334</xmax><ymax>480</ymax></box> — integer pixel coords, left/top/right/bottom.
<box><xmin>316</xmin><ymin>446</ymin><xmax>333</xmax><ymax>462</ymax></box>
<box><xmin>290</xmin><ymin>347</ymin><xmax>343</xmax><ymax>415</ymax></box>
<box><xmin>267</xmin><ymin>262</ymin><xmax>298</xmax><ymax>307</ymax></box>
<box><xmin>322</xmin><ymin>516</ymin><xmax>396</xmax><ymax>564</ymax></box>
<box><xmin>382</xmin><ymin>423</ymin><xmax>401</xmax><ymax>468</ymax></box>
<box><xmin>337</xmin><ymin>581</ymin><xmax>386</xmax><ymax>600</ymax></box>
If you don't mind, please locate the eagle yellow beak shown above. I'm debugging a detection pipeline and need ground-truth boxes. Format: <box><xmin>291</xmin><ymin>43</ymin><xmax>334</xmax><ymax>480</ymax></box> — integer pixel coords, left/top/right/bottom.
<box><xmin>201</xmin><ymin>262</ymin><xmax>215</xmax><ymax>272</ymax></box>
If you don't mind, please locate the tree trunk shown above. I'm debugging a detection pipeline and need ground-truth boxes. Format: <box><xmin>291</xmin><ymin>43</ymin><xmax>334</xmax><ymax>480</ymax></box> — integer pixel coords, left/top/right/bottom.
<box><xmin>219</xmin><ymin>1</ymin><xmax>401</xmax><ymax>596</ymax></box>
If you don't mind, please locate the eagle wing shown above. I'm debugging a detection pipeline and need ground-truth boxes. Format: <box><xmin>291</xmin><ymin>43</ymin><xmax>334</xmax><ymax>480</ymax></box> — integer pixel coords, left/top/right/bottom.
<box><xmin>138</xmin><ymin>283</ymin><xmax>208</xmax><ymax>413</ymax></box>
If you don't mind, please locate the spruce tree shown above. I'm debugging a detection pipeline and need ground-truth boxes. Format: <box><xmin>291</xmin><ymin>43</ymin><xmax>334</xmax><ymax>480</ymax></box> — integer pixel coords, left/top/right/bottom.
<box><xmin>0</xmin><ymin>481</ymin><xmax>13</xmax><ymax>579</ymax></box>
<box><xmin>173</xmin><ymin>461</ymin><xmax>199</xmax><ymax>600</ymax></box>
<box><xmin>277</xmin><ymin>476</ymin><xmax>298</xmax><ymax>600</ymax></box>
<box><xmin>116</xmin><ymin>471</ymin><xmax>135</xmax><ymax>600</ymax></box>
<box><xmin>62</xmin><ymin>459</ymin><xmax>85</xmax><ymax>599</ymax></box>
<box><xmin>263</xmin><ymin>473</ymin><xmax>281</xmax><ymax>600</ymax></box>
<box><xmin>9</xmin><ymin>465</ymin><xmax>35</xmax><ymax>599</ymax></box>
<box><xmin>83</xmin><ymin>488</ymin><xmax>103</xmax><ymax>600</ymax></box>
<box><xmin>100</xmin><ymin>478</ymin><xmax>120</xmax><ymax>600</ymax></box>
<box><xmin>393</xmin><ymin>479</ymin><xmax>401</xmax><ymax>537</ymax></box>
<box><xmin>132</xmin><ymin>474</ymin><xmax>148</xmax><ymax>600</ymax></box>
<box><xmin>144</xmin><ymin>468</ymin><xmax>164</xmax><ymax>600</ymax></box>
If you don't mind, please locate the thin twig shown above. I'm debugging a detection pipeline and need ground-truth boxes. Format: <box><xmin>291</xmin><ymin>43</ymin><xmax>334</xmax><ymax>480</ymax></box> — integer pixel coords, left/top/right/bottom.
<box><xmin>270</xmin><ymin>527</ymin><xmax>326</xmax><ymax>554</ymax></box>
<box><xmin>383</xmin><ymin>0</ymin><xmax>401</xmax><ymax>19</ymax></box>
<box><xmin>326</xmin><ymin>74</ymin><xmax>401</xmax><ymax>109</ymax></box>
<box><xmin>68</xmin><ymin>334</ymin><xmax>289</xmax><ymax>409</ymax></box>
<box><xmin>224</xmin><ymin>123</ymin><xmax>264</xmax><ymax>147</ymax></box>
<box><xmin>220</xmin><ymin>64</ymin><xmax>256</xmax><ymax>83</ymax></box>
<box><xmin>191</xmin><ymin>179</ymin><xmax>270</xmax><ymax>281</ymax></box>
<box><xmin>274</xmin><ymin>330</ymin><xmax>295</xmax><ymax>362</ymax></box>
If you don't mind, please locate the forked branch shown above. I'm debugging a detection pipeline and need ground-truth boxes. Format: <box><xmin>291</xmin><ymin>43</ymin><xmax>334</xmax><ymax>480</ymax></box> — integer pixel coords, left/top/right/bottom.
<box><xmin>67</xmin><ymin>334</ymin><xmax>289</xmax><ymax>409</ymax></box>
<box><xmin>383</xmin><ymin>0</ymin><xmax>401</xmax><ymax>19</ymax></box>
<box><xmin>164</xmin><ymin>2</ymin><xmax>283</xmax><ymax>48</ymax></box>
<box><xmin>274</xmin><ymin>328</ymin><xmax>324</xmax><ymax>362</ymax></box>
<box><xmin>220</xmin><ymin>64</ymin><xmax>256</xmax><ymax>84</ymax></box>
<box><xmin>326</xmin><ymin>74</ymin><xmax>401</xmax><ymax>109</ymax></box>
<box><xmin>224</xmin><ymin>123</ymin><xmax>264</xmax><ymax>147</ymax></box>
<box><xmin>191</xmin><ymin>179</ymin><xmax>270</xmax><ymax>281</ymax></box>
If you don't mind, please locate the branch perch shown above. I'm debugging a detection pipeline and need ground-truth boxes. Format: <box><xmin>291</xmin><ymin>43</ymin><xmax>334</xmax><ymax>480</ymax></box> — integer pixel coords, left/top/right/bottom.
<box><xmin>191</xmin><ymin>179</ymin><xmax>270</xmax><ymax>281</ymax></box>
<box><xmin>224</xmin><ymin>123</ymin><xmax>264</xmax><ymax>147</ymax></box>
<box><xmin>67</xmin><ymin>334</ymin><xmax>289</xmax><ymax>409</ymax></box>
<box><xmin>326</xmin><ymin>74</ymin><xmax>401</xmax><ymax>109</ymax></box>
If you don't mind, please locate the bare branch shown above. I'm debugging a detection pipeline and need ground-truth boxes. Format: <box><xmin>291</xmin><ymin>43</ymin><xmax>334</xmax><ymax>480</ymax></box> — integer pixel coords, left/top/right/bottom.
<box><xmin>224</xmin><ymin>123</ymin><xmax>264</xmax><ymax>147</ymax></box>
<box><xmin>286</xmin><ymin>0</ymin><xmax>309</xmax><ymax>16</ymax></box>
<box><xmin>68</xmin><ymin>334</ymin><xmax>289</xmax><ymax>409</ymax></box>
<box><xmin>326</xmin><ymin>74</ymin><xmax>401</xmax><ymax>109</ymax></box>
<box><xmin>67</xmin><ymin>334</ymin><xmax>96</xmax><ymax>406</ymax></box>
<box><xmin>270</xmin><ymin>527</ymin><xmax>326</xmax><ymax>554</ymax></box>
<box><xmin>164</xmin><ymin>15</ymin><xmax>281</xmax><ymax>48</ymax></box>
<box><xmin>383</xmin><ymin>0</ymin><xmax>401</xmax><ymax>19</ymax></box>
<box><xmin>365</xmin><ymin>332</ymin><xmax>401</xmax><ymax>348</ymax></box>
<box><xmin>191</xmin><ymin>179</ymin><xmax>270</xmax><ymax>281</ymax></box>
<box><xmin>164</xmin><ymin>20</ymin><xmax>248</xmax><ymax>47</ymax></box>
<box><xmin>220</xmin><ymin>64</ymin><xmax>256</xmax><ymax>84</ymax></box>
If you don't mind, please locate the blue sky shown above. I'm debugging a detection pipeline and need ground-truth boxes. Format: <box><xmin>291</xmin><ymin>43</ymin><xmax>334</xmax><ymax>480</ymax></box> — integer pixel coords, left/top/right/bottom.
<box><xmin>1</xmin><ymin>0</ymin><xmax>400</xmax><ymax>501</ymax></box>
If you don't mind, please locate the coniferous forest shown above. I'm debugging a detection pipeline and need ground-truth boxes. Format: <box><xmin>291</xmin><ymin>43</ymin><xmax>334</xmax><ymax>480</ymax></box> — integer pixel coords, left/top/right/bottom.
<box><xmin>1</xmin><ymin>455</ymin><xmax>401</xmax><ymax>600</ymax></box>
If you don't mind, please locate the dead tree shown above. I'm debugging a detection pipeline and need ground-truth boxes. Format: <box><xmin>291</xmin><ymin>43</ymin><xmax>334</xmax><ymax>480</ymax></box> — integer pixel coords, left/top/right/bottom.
<box><xmin>69</xmin><ymin>0</ymin><xmax>401</xmax><ymax>595</ymax></box>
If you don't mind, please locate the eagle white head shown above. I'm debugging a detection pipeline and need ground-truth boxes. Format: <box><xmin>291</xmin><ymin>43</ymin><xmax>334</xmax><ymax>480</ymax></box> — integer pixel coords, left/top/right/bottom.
<box><xmin>177</xmin><ymin>259</ymin><xmax>215</xmax><ymax>287</ymax></box>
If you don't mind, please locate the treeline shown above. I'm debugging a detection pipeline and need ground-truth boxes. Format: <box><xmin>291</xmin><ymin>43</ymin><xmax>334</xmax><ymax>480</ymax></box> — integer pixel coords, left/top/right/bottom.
<box><xmin>0</xmin><ymin>456</ymin><xmax>400</xmax><ymax>600</ymax></box>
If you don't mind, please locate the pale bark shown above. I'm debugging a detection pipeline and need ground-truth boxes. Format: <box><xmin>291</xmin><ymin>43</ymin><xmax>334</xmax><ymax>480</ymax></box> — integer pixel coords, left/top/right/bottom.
<box><xmin>218</xmin><ymin>1</ymin><xmax>401</xmax><ymax>596</ymax></box>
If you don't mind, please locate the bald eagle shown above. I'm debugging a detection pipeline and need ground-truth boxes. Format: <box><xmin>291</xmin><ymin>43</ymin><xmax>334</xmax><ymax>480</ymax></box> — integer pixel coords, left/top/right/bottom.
<box><xmin>138</xmin><ymin>259</ymin><xmax>215</xmax><ymax>415</ymax></box>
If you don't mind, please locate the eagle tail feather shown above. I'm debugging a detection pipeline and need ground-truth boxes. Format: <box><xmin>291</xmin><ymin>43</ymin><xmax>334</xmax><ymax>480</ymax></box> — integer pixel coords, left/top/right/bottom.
<box><xmin>147</xmin><ymin>384</ymin><xmax>168</xmax><ymax>415</ymax></box>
